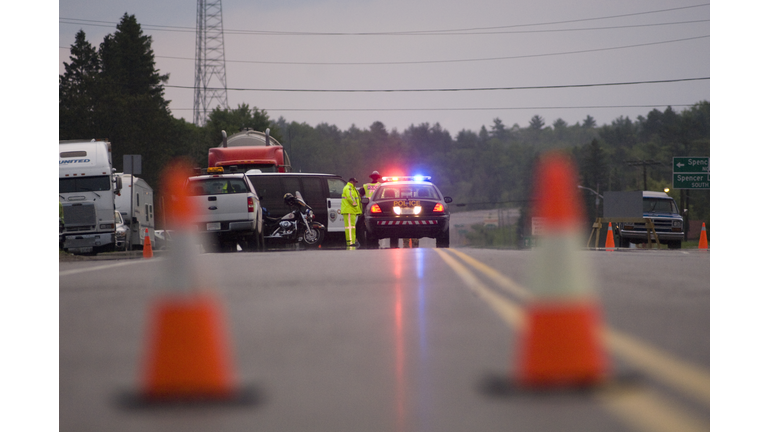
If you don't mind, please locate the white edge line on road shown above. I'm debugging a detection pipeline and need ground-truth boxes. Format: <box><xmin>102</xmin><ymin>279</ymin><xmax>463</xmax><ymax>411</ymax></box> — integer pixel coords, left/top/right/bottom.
<box><xmin>59</xmin><ymin>259</ymin><xmax>155</xmax><ymax>277</ymax></box>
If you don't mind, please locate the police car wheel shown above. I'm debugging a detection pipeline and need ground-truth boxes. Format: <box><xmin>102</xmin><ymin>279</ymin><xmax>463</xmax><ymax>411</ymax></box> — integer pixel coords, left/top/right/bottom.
<box><xmin>436</xmin><ymin>231</ymin><xmax>450</xmax><ymax>248</ymax></box>
<box><xmin>365</xmin><ymin>231</ymin><xmax>379</xmax><ymax>249</ymax></box>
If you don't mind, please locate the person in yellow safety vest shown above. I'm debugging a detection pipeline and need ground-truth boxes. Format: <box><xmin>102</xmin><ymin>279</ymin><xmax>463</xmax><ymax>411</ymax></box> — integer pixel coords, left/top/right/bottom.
<box><xmin>358</xmin><ymin>171</ymin><xmax>382</xmax><ymax>248</ymax></box>
<box><xmin>363</xmin><ymin>171</ymin><xmax>382</xmax><ymax>198</ymax></box>
<box><xmin>341</xmin><ymin>177</ymin><xmax>361</xmax><ymax>250</ymax></box>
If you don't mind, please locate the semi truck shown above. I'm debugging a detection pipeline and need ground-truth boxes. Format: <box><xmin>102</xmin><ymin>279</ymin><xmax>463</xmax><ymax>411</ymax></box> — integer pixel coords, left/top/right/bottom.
<box><xmin>114</xmin><ymin>173</ymin><xmax>155</xmax><ymax>250</ymax></box>
<box><xmin>208</xmin><ymin>128</ymin><xmax>292</xmax><ymax>173</ymax></box>
<box><xmin>59</xmin><ymin>139</ymin><xmax>122</xmax><ymax>254</ymax></box>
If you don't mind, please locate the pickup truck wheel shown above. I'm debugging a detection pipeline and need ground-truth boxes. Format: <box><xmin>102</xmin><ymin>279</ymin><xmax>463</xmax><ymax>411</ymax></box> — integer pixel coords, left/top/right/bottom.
<box><xmin>247</xmin><ymin>229</ymin><xmax>265</xmax><ymax>252</ymax></box>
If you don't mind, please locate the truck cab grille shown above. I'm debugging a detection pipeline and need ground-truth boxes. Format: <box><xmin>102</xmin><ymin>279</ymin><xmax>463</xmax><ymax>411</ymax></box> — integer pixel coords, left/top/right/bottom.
<box><xmin>63</xmin><ymin>203</ymin><xmax>96</xmax><ymax>228</ymax></box>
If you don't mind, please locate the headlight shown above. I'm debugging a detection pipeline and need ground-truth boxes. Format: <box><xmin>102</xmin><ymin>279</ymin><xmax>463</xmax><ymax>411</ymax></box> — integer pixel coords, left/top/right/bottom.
<box><xmin>672</xmin><ymin>220</ymin><xmax>683</xmax><ymax>227</ymax></box>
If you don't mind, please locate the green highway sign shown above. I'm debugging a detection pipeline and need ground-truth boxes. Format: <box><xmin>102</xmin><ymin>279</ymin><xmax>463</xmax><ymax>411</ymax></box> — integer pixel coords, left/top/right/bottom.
<box><xmin>674</xmin><ymin>173</ymin><xmax>709</xmax><ymax>189</ymax></box>
<box><xmin>673</xmin><ymin>157</ymin><xmax>709</xmax><ymax>173</ymax></box>
<box><xmin>673</xmin><ymin>156</ymin><xmax>709</xmax><ymax>189</ymax></box>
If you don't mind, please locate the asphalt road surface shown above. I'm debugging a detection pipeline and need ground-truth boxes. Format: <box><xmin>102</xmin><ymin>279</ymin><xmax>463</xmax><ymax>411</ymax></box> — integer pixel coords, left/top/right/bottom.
<box><xmin>59</xmin><ymin>245</ymin><xmax>709</xmax><ymax>432</ymax></box>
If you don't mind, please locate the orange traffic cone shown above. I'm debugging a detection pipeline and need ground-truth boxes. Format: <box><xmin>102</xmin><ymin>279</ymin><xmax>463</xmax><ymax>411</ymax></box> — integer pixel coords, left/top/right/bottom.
<box><xmin>698</xmin><ymin>222</ymin><xmax>709</xmax><ymax>250</ymax></box>
<box><xmin>142</xmin><ymin>294</ymin><xmax>236</xmax><ymax>400</ymax></box>
<box><xmin>514</xmin><ymin>152</ymin><xmax>609</xmax><ymax>388</ymax></box>
<box><xmin>605</xmin><ymin>222</ymin><xmax>615</xmax><ymax>251</ymax></box>
<box><xmin>133</xmin><ymin>160</ymin><xmax>251</xmax><ymax>405</ymax></box>
<box><xmin>143</xmin><ymin>228</ymin><xmax>153</xmax><ymax>258</ymax></box>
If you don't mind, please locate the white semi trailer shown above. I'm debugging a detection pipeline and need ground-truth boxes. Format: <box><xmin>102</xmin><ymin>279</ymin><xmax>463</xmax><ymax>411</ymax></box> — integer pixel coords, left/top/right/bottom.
<box><xmin>115</xmin><ymin>173</ymin><xmax>155</xmax><ymax>250</ymax></box>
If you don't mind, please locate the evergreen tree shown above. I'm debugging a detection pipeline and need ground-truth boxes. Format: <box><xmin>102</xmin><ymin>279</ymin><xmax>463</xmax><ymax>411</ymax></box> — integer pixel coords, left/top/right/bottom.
<box><xmin>490</xmin><ymin>118</ymin><xmax>508</xmax><ymax>141</ymax></box>
<box><xmin>59</xmin><ymin>30</ymin><xmax>100</xmax><ymax>139</ymax></box>
<box><xmin>528</xmin><ymin>115</ymin><xmax>545</xmax><ymax>130</ymax></box>
<box><xmin>99</xmin><ymin>14</ymin><xmax>169</xmax><ymax>103</ymax></box>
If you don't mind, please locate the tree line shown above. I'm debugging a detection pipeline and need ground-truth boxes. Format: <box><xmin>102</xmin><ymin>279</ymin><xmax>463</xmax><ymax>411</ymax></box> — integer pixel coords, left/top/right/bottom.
<box><xmin>60</xmin><ymin>14</ymin><xmax>709</xmax><ymax>236</ymax></box>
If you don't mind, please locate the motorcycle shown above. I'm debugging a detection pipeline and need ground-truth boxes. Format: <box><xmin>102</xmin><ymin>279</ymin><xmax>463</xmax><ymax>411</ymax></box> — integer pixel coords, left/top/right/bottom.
<box><xmin>262</xmin><ymin>191</ymin><xmax>325</xmax><ymax>248</ymax></box>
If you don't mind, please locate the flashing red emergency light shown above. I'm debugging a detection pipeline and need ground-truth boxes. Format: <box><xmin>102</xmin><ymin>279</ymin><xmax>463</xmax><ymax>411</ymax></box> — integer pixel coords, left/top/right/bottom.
<box><xmin>381</xmin><ymin>175</ymin><xmax>431</xmax><ymax>182</ymax></box>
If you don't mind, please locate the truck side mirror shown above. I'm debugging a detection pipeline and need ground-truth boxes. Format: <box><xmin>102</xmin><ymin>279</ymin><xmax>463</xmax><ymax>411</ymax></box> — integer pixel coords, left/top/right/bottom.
<box><xmin>113</xmin><ymin>175</ymin><xmax>122</xmax><ymax>194</ymax></box>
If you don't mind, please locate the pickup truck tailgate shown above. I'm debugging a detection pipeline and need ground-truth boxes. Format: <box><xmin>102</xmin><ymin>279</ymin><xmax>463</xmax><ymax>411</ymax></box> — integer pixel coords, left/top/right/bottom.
<box><xmin>195</xmin><ymin>194</ymin><xmax>250</xmax><ymax>223</ymax></box>
<box><xmin>187</xmin><ymin>177</ymin><xmax>255</xmax><ymax>229</ymax></box>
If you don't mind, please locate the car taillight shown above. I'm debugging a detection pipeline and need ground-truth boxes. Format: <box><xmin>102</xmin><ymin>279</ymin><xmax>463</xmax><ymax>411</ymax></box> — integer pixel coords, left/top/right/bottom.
<box><xmin>433</xmin><ymin>203</ymin><xmax>445</xmax><ymax>213</ymax></box>
<box><xmin>371</xmin><ymin>204</ymin><xmax>382</xmax><ymax>213</ymax></box>
<box><xmin>247</xmin><ymin>196</ymin><xmax>255</xmax><ymax>213</ymax></box>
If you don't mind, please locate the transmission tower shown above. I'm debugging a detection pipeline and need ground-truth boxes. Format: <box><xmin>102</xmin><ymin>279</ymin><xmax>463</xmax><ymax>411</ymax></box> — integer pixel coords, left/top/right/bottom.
<box><xmin>194</xmin><ymin>0</ymin><xmax>229</xmax><ymax>126</ymax></box>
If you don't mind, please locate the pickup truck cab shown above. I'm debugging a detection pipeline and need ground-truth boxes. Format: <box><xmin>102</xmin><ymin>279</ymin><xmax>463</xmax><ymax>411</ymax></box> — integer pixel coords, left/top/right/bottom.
<box><xmin>617</xmin><ymin>191</ymin><xmax>685</xmax><ymax>249</ymax></box>
<box><xmin>187</xmin><ymin>168</ymin><xmax>264</xmax><ymax>252</ymax></box>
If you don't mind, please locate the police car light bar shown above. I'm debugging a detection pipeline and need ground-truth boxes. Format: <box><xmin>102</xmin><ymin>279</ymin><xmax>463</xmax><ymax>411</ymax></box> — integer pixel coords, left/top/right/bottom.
<box><xmin>382</xmin><ymin>175</ymin><xmax>431</xmax><ymax>182</ymax></box>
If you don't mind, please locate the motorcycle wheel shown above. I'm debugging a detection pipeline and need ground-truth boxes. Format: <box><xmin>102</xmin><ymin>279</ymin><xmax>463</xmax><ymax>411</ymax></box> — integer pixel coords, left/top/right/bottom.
<box><xmin>301</xmin><ymin>226</ymin><xmax>325</xmax><ymax>248</ymax></box>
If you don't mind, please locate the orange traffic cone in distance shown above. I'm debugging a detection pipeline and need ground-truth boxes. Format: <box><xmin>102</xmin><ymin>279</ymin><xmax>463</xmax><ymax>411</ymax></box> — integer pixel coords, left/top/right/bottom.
<box><xmin>698</xmin><ymin>222</ymin><xmax>708</xmax><ymax>250</ymax></box>
<box><xmin>143</xmin><ymin>228</ymin><xmax>153</xmax><ymax>258</ymax></box>
<box><xmin>605</xmin><ymin>222</ymin><xmax>615</xmax><ymax>251</ymax></box>
<box><xmin>515</xmin><ymin>152</ymin><xmax>609</xmax><ymax>388</ymax></box>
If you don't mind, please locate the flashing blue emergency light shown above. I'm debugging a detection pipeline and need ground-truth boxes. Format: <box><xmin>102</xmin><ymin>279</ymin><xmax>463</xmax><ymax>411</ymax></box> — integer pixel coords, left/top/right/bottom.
<box><xmin>381</xmin><ymin>175</ymin><xmax>432</xmax><ymax>182</ymax></box>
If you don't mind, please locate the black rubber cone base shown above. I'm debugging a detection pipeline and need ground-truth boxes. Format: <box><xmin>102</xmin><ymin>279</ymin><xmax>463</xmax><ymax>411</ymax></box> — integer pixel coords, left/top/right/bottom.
<box><xmin>117</xmin><ymin>385</ymin><xmax>262</xmax><ymax>409</ymax></box>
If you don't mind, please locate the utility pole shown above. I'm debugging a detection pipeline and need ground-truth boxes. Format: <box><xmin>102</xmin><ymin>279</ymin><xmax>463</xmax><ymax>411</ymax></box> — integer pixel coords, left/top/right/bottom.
<box><xmin>625</xmin><ymin>159</ymin><xmax>662</xmax><ymax>190</ymax></box>
<box><xmin>194</xmin><ymin>0</ymin><xmax>229</xmax><ymax>126</ymax></box>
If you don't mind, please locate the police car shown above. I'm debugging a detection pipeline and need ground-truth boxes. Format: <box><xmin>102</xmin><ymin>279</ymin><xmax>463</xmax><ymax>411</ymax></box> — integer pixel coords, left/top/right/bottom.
<box><xmin>361</xmin><ymin>176</ymin><xmax>452</xmax><ymax>248</ymax></box>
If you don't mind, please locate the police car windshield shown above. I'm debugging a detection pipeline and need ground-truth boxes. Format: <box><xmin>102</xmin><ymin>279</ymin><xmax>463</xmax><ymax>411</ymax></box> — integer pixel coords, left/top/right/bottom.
<box><xmin>188</xmin><ymin>178</ymin><xmax>249</xmax><ymax>195</ymax></box>
<box><xmin>375</xmin><ymin>184</ymin><xmax>438</xmax><ymax>200</ymax></box>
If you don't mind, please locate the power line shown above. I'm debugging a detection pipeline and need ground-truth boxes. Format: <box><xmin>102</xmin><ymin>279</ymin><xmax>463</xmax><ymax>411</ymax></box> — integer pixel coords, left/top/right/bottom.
<box><xmin>58</xmin><ymin>3</ymin><xmax>709</xmax><ymax>36</ymax></box>
<box><xmin>163</xmin><ymin>77</ymin><xmax>709</xmax><ymax>93</ymax></box>
<box><xmin>253</xmin><ymin>104</ymin><xmax>705</xmax><ymax>112</ymax></box>
<box><xmin>58</xmin><ymin>18</ymin><xmax>710</xmax><ymax>37</ymax></box>
<box><xmin>165</xmin><ymin>104</ymin><xmax>703</xmax><ymax>112</ymax></box>
<box><xmin>60</xmin><ymin>34</ymin><xmax>709</xmax><ymax>66</ymax></box>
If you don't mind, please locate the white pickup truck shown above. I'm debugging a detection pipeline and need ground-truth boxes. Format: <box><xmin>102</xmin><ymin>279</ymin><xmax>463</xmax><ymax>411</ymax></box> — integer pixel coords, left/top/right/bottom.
<box><xmin>187</xmin><ymin>168</ymin><xmax>264</xmax><ymax>252</ymax></box>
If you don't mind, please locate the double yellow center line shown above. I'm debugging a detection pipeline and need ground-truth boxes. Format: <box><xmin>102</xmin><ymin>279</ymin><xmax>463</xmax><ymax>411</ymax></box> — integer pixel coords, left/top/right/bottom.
<box><xmin>434</xmin><ymin>248</ymin><xmax>709</xmax><ymax>432</ymax></box>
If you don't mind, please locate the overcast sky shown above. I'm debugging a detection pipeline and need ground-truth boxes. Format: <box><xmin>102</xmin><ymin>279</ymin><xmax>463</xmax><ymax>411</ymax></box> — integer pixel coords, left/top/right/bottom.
<box><xmin>58</xmin><ymin>0</ymin><xmax>710</xmax><ymax>135</ymax></box>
